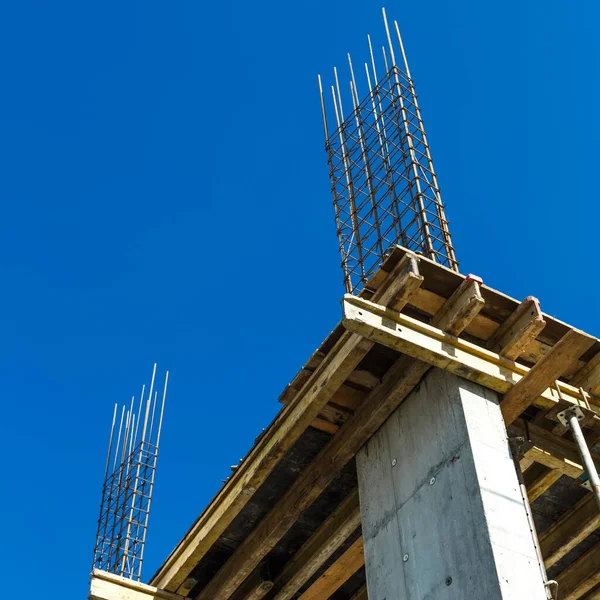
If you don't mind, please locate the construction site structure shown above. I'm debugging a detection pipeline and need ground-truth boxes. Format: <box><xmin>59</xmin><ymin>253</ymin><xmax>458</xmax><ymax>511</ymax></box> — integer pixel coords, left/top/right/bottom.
<box><xmin>89</xmin><ymin>10</ymin><xmax>600</xmax><ymax>600</ymax></box>
<box><xmin>92</xmin><ymin>364</ymin><xmax>169</xmax><ymax>582</ymax></box>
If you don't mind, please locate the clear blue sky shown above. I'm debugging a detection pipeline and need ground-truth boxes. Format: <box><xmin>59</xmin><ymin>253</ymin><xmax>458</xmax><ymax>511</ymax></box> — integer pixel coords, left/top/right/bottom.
<box><xmin>1</xmin><ymin>1</ymin><xmax>598</xmax><ymax>598</ymax></box>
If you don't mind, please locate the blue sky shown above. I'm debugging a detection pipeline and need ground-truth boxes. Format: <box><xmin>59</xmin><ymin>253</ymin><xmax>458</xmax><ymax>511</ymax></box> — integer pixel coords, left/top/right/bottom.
<box><xmin>0</xmin><ymin>1</ymin><xmax>598</xmax><ymax>598</ymax></box>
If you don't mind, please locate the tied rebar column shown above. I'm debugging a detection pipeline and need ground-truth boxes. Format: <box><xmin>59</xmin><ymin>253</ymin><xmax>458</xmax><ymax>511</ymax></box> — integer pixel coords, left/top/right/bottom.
<box><xmin>319</xmin><ymin>9</ymin><xmax>458</xmax><ymax>294</ymax></box>
<box><xmin>92</xmin><ymin>365</ymin><xmax>169</xmax><ymax>581</ymax></box>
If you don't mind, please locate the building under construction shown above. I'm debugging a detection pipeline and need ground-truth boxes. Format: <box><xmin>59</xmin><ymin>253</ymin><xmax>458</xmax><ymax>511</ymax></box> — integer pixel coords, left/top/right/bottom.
<box><xmin>89</xmin><ymin>10</ymin><xmax>600</xmax><ymax>600</ymax></box>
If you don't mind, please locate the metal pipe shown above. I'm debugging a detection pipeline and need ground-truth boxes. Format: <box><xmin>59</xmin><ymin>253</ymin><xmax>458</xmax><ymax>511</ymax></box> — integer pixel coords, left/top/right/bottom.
<box><xmin>566</xmin><ymin>409</ymin><xmax>600</xmax><ymax>510</ymax></box>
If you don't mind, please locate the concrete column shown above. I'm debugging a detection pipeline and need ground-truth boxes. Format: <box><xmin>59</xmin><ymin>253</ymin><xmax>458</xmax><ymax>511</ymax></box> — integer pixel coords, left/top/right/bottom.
<box><xmin>356</xmin><ymin>368</ymin><xmax>547</xmax><ymax>600</ymax></box>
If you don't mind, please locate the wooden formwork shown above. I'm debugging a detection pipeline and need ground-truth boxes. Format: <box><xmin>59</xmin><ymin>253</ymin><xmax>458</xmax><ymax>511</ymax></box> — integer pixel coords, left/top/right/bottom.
<box><xmin>147</xmin><ymin>246</ymin><xmax>600</xmax><ymax>600</ymax></box>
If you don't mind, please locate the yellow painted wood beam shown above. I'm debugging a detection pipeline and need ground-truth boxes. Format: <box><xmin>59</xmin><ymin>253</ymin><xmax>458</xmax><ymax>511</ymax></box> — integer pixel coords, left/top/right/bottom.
<box><xmin>341</xmin><ymin>295</ymin><xmax>599</xmax><ymax>421</ymax></box>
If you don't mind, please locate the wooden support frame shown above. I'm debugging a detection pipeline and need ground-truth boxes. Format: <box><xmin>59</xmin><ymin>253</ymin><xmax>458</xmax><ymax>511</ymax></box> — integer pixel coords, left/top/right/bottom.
<box><xmin>540</xmin><ymin>494</ymin><xmax>600</xmax><ymax>569</ymax></box>
<box><xmin>510</xmin><ymin>421</ymin><xmax>600</xmax><ymax>477</ymax></box>
<box><xmin>271</xmin><ymin>489</ymin><xmax>361</xmax><ymax>600</ymax></box>
<box><xmin>487</xmin><ymin>296</ymin><xmax>546</xmax><ymax>360</ymax></box>
<box><xmin>231</xmin><ymin>571</ymin><xmax>274</xmax><ymax>600</ymax></box>
<box><xmin>571</xmin><ymin>350</ymin><xmax>600</xmax><ymax>396</ymax></box>
<box><xmin>555</xmin><ymin>541</ymin><xmax>600</xmax><ymax>600</ymax></box>
<box><xmin>523</xmin><ymin>464</ymin><xmax>563</xmax><ymax>502</ymax></box>
<box><xmin>341</xmin><ymin>295</ymin><xmax>599</xmax><ymax>420</ymax></box>
<box><xmin>500</xmin><ymin>329</ymin><xmax>595</xmax><ymax>425</ymax></box>
<box><xmin>194</xmin><ymin>274</ymin><xmax>484</xmax><ymax>600</ymax></box>
<box><xmin>152</xmin><ymin>254</ymin><xmax>424</xmax><ymax>593</ymax></box>
<box><xmin>149</xmin><ymin>246</ymin><xmax>600</xmax><ymax>600</ymax></box>
<box><xmin>152</xmin><ymin>329</ymin><xmax>372</xmax><ymax>593</ymax></box>
<box><xmin>349</xmin><ymin>585</ymin><xmax>368</xmax><ymax>600</ymax></box>
<box><xmin>297</xmin><ymin>537</ymin><xmax>364</xmax><ymax>600</ymax></box>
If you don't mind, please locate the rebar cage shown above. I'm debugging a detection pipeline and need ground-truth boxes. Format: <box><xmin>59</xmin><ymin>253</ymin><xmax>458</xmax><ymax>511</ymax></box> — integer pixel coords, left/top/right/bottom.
<box><xmin>93</xmin><ymin>366</ymin><xmax>168</xmax><ymax>581</ymax></box>
<box><xmin>94</xmin><ymin>440</ymin><xmax>158</xmax><ymax>580</ymax></box>
<box><xmin>320</xmin><ymin>12</ymin><xmax>458</xmax><ymax>294</ymax></box>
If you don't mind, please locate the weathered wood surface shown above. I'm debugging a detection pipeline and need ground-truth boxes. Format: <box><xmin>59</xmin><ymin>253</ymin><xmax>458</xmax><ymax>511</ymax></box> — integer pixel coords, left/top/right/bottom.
<box><xmin>297</xmin><ymin>537</ymin><xmax>364</xmax><ymax>600</ymax></box>
<box><xmin>501</xmin><ymin>329</ymin><xmax>596</xmax><ymax>425</ymax></box>
<box><xmin>341</xmin><ymin>295</ymin><xmax>599</xmax><ymax>420</ymax></box>
<box><xmin>194</xmin><ymin>276</ymin><xmax>484</xmax><ymax>600</ymax></box>
<box><xmin>348</xmin><ymin>585</ymin><xmax>368</xmax><ymax>600</ymax></box>
<box><xmin>90</xmin><ymin>569</ymin><xmax>188</xmax><ymax>600</ymax></box>
<box><xmin>523</xmin><ymin>463</ymin><xmax>563</xmax><ymax>502</ymax></box>
<box><xmin>487</xmin><ymin>296</ymin><xmax>546</xmax><ymax>360</ymax></box>
<box><xmin>540</xmin><ymin>494</ymin><xmax>600</xmax><ymax>568</ymax></box>
<box><xmin>571</xmin><ymin>350</ymin><xmax>600</xmax><ymax>396</ymax></box>
<box><xmin>150</xmin><ymin>245</ymin><xmax>600</xmax><ymax>600</ymax></box>
<box><xmin>230</xmin><ymin>571</ymin><xmax>273</xmax><ymax>600</ymax></box>
<box><xmin>555</xmin><ymin>541</ymin><xmax>600</xmax><ymax>599</ymax></box>
<box><xmin>511</xmin><ymin>421</ymin><xmax>600</xmax><ymax>477</ymax></box>
<box><xmin>271</xmin><ymin>489</ymin><xmax>361</xmax><ymax>600</ymax></box>
<box><xmin>152</xmin><ymin>328</ymin><xmax>372</xmax><ymax>594</ymax></box>
<box><xmin>357</xmin><ymin>369</ymin><xmax>547</xmax><ymax>599</ymax></box>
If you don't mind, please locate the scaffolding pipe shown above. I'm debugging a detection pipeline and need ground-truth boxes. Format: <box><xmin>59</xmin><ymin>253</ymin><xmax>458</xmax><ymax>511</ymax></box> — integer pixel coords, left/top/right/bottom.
<box><xmin>566</xmin><ymin>409</ymin><xmax>600</xmax><ymax>510</ymax></box>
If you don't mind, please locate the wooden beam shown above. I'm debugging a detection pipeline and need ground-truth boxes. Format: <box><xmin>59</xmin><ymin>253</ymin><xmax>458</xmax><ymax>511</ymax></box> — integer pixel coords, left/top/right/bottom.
<box><xmin>231</xmin><ymin>571</ymin><xmax>274</xmax><ymax>600</ymax></box>
<box><xmin>271</xmin><ymin>489</ymin><xmax>361</xmax><ymax>600</ymax></box>
<box><xmin>555</xmin><ymin>540</ymin><xmax>600</xmax><ymax>600</ymax></box>
<box><xmin>500</xmin><ymin>329</ymin><xmax>595</xmax><ymax>426</ymax></box>
<box><xmin>585</xmin><ymin>587</ymin><xmax>600</xmax><ymax>600</ymax></box>
<box><xmin>297</xmin><ymin>537</ymin><xmax>365</xmax><ymax>600</ymax></box>
<box><xmin>523</xmin><ymin>463</ymin><xmax>562</xmax><ymax>502</ymax></box>
<box><xmin>511</xmin><ymin>421</ymin><xmax>600</xmax><ymax>477</ymax></box>
<box><xmin>349</xmin><ymin>585</ymin><xmax>368</xmax><ymax>600</ymax></box>
<box><xmin>540</xmin><ymin>494</ymin><xmax>600</xmax><ymax>568</ymax></box>
<box><xmin>429</xmin><ymin>275</ymin><xmax>484</xmax><ymax>335</ymax></box>
<box><xmin>519</xmin><ymin>455</ymin><xmax>535</xmax><ymax>472</ymax></box>
<box><xmin>524</xmin><ymin>446</ymin><xmax>583</xmax><ymax>479</ymax></box>
<box><xmin>571</xmin><ymin>350</ymin><xmax>600</xmax><ymax>396</ymax></box>
<box><xmin>194</xmin><ymin>278</ymin><xmax>484</xmax><ymax>600</ymax></box>
<box><xmin>364</xmin><ymin>248</ymin><xmax>588</xmax><ymax>377</ymax></box>
<box><xmin>90</xmin><ymin>569</ymin><xmax>189</xmax><ymax>600</ymax></box>
<box><xmin>487</xmin><ymin>296</ymin><xmax>546</xmax><ymax>360</ymax></box>
<box><xmin>341</xmin><ymin>295</ymin><xmax>598</xmax><ymax>421</ymax></box>
<box><xmin>373</xmin><ymin>252</ymin><xmax>423</xmax><ymax>312</ymax></box>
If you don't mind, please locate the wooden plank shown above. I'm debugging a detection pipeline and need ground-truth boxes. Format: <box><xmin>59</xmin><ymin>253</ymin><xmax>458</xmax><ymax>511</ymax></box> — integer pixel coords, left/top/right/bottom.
<box><xmin>368</xmin><ymin>246</ymin><xmax>591</xmax><ymax>375</ymax></box>
<box><xmin>540</xmin><ymin>494</ymin><xmax>600</xmax><ymax>568</ymax></box>
<box><xmin>511</xmin><ymin>421</ymin><xmax>600</xmax><ymax>476</ymax></box>
<box><xmin>524</xmin><ymin>446</ymin><xmax>582</xmax><ymax>479</ymax></box>
<box><xmin>571</xmin><ymin>350</ymin><xmax>600</xmax><ymax>396</ymax></box>
<box><xmin>429</xmin><ymin>275</ymin><xmax>484</xmax><ymax>336</ymax></box>
<box><xmin>309</xmin><ymin>417</ymin><xmax>339</xmax><ymax>435</ymax></box>
<box><xmin>151</xmin><ymin>330</ymin><xmax>373</xmax><ymax>593</ymax></box>
<box><xmin>374</xmin><ymin>252</ymin><xmax>423</xmax><ymax>312</ymax></box>
<box><xmin>586</xmin><ymin>587</ymin><xmax>600</xmax><ymax>600</ymax></box>
<box><xmin>90</xmin><ymin>570</ymin><xmax>188</xmax><ymax>600</ymax></box>
<box><xmin>271</xmin><ymin>489</ymin><xmax>361</xmax><ymax>600</ymax></box>
<box><xmin>555</xmin><ymin>541</ymin><xmax>600</xmax><ymax>600</ymax></box>
<box><xmin>341</xmin><ymin>295</ymin><xmax>598</xmax><ymax>420</ymax></box>
<box><xmin>501</xmin><ymin>329</ymin><xmax>595</xmax><ymax>425</ymax></box>
<box><xmin>231</xmin><ymin>571</ymin><xmax>274</xmax><ymax>600</ymax></box>
<box><xmin>523</xmin><ymin>463</ymin><xmax>562</xmax><ymax>502</ymax></box>
<box><xmin>194</xmin><ymin>279</ymin><xmax>485</xmax><ymax>600</ymax></box>
<box><xmin>487</xmin><ymin>296</ymin><xmax>546</xmax><ymax>360</ymax></box>
<box><xmin>376</xmin><ymin>282</ymin><xmax>584</xmax><ymax>374</ymax></box>
<box><xmin>349</xmin><ymin>585</ymin><xmax>368</xmax><ymax>600</ymax></box>
<box><xmin>519</xmin><ymin>456</ymin><xmax>535</xmax><ymax>472</ymax></box>
<box><xmin>297</xmin><ymin>537</ymin><xmax>365</xmax><ymax>600</ymax></box>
